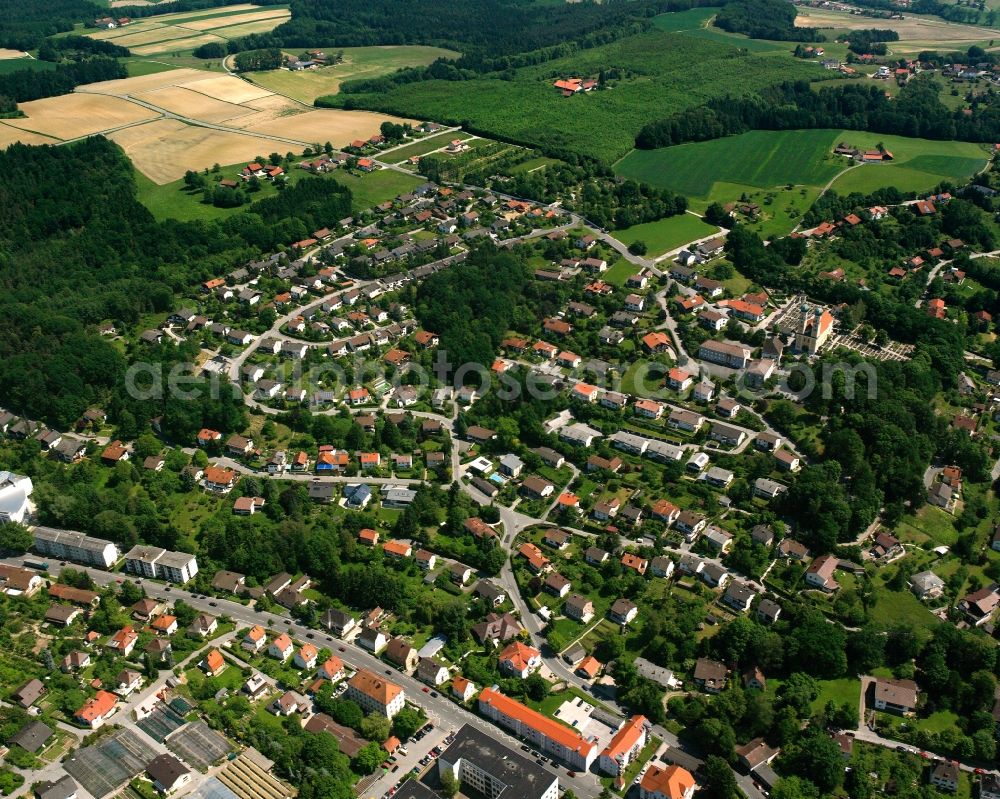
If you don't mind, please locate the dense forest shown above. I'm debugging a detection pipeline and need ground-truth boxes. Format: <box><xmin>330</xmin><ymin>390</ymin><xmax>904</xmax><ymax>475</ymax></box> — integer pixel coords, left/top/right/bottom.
<box><xmin>37</xmin><ymin>36</ymin><xmax>131</xmax><ymax>61</ymax></box>
<box><xmin>637</xmin><ymin>77</ymin><xmax>1000</xmax><ymax>149</ymax></box>
<box><xmin>0</xmin><ymin>0</ymin><xmax>103</xmax><ymax>50</ymax></box>
<box><xmin>0</xmin><ymin>137</ymin><xmax>351</xmax><ymax>429</ymax></box>
<box><xmin>232</xmin><ymin>48</ymin><xmax>282</xmax><ymax>72</ymax></box>
<box><xmin>714</xmin><ymin>0</ymin><xmax>824</xmax><ymax>41</ymax></box>
<box><xmin>273</xmin><ymin>0</ymin><xmax>668</xmax><ymax>56</ymax></box>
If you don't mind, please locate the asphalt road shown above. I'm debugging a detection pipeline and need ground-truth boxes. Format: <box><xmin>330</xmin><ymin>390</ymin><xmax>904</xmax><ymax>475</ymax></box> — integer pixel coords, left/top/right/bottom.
<box><xmin>7</xmin><ymin>557</ymin><xmax>603</xmax><ymax>799</ymax></box>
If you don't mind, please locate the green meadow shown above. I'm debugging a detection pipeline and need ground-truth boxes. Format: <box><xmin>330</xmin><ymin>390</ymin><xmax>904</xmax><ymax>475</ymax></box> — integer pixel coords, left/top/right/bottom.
<box><xmin>614</xmin><ymin>129</ymin><xmax>990</xmax><ymax>234</ymax></box>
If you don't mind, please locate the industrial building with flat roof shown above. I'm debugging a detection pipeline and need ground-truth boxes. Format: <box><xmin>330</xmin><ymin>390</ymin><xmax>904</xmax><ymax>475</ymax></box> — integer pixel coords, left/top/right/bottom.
<box><xmin>438</xmin><ymin>724</ymin><xmax>559</xmax><ymax>799</ymax></box>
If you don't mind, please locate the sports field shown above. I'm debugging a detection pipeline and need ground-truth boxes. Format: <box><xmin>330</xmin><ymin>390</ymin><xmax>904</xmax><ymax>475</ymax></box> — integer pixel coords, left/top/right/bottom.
<box><xmin>246</xmin><ymin>46</ymin><xmax>460</xmax><ymax>103</ymax></box>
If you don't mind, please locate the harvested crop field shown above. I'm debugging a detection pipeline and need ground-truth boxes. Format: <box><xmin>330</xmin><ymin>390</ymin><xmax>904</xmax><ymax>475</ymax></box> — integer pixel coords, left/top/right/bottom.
<box><xmin>180</xmin><ymin>8</ymin><xmax>289</xmax><ymax>30</ymax></box>
<box><xmin>37</xmin><ymin>63</ymin><xmax>408</xmax><ymax>183</ymax></box>
<box><xmin>0</xmin><ymin>123</ymin><xmax>59</xmax><ymax>147</ymax></box>
<box><xmin>184</xmin><ymin>74</ymin><xmax>274</xmax><ymax>103</ymax></box>
<box><xmin>210</xmin><ymin>19</ymin><xmax>290</xmax><ymax>37</ymax></box>
<box><xmin>245</xmin><ymin>108</ymin><xmax>415</xmax><ymax>142</ymax></box>
<box><xmin>90</xmin><ymin>21</ymin><xmax>165</xmax><ymax>39</ymax></box>
<box><xmin>795</xmin><ymin>10</ymin><xmax>995</xmax><ymax>46</ymax></box>
<box><xmin>86</xmin><ymin>5</ymin><xmax>290</xmax><ymax>57</ymax></box>
<box><xmin>136</xmin><ymin>85</ymin><xmax>254</xmax><ymax>123</ymax></box>
<box><xmin>131</xmin><ymin>34</ymin><xmax>226</xmax><ymax>55</ymax></box>
<box><xmin>76</xmin><ymin>67</ymin><xmax>210</xmax><ymax>94</ymax></box>
<box><xmin>0</xmin><ymin>49</ymin><xmax>28</xmax><ymax>59</ymax></box>
<box><xmin>109</xmin><ymin>118</ymin><xmax>291</xmax><ymax>183</ymax></box>
<box><xmin>6</xmin><ymin>93</ymin><xmax>157</xmax><ymax>139</ymax></box>
<box><xmin>144</xmin><ymin>3</ymin><xmax>262</xmax><ymax>20</ymax></box>
<box><xmin>109</xmin><ymin>26</ymin><xmax>197</xmax><ymax>47</ymax></box>
<box><xmin>242</xmin><ymin>93</ymin><xmax>301</xmax><ymax>112</ymax></box>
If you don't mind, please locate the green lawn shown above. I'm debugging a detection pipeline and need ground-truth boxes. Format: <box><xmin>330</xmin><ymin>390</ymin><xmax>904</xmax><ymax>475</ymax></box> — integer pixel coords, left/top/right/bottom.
<box><xmin>329</xmin><ymin>168</ymin><xmax>423</xmax><ymax>211</ymax></box>
<box><xmin>613</xmin><ymin>213</ymin><xmax>717</xmax><ymax>256</ymax></box>
<box><xmin>123</xmin><ymin>60</ymin><xmax>182</xmax><ymax>77</ymax></box>
<box><xmin>507</xmin><ymin>156</ymin><xmax>560</xmax><ymax>174</ymax></box>
<box><xmin>811</xmin><ymin>678</ymin><xmax>861</xmax><ymax>714</ymax></box>
<box><xmin>615</xmin><ymin>129</ymin><xmax>990</xmax><ymax>236</ymax></box>
<box><xmin>870</xmin><ymin>587</ymin><xmax>940</xmax><ymax>631</ymax></box>
<box><xmin>604</xmin><ymin>258</ymin><xmax>640</xmax><ymax>286</ymax></box>
<box><xmin>134</xmin><ymin>168</ymin><xmax>235</xmax><ymax>223</ymax></box>
<box><xmin>898</xmin><ymin>505</ymin><xmax>959</xmax><ymax>547</ymax></box>
<box><xmin>385</xmin><ymin>131</ymin><xmax>467</xmax><ymax>162</ymax></box>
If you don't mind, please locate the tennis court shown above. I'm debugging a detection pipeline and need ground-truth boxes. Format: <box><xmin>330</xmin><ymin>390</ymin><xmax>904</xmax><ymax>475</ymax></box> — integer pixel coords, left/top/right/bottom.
<box><xmin>166</xmin><ymin>720</ymin><xmax>233</xmax><ymax>769</ymax></box>
<box><xmin>137</xmin><ymin>703</ymin><xmax>187</xmax><ymax>742</ymax></box>
<box><xmin>64</xmin><ymin>728</ymin><xmax>159</xmax><ymax>799</ymax></box>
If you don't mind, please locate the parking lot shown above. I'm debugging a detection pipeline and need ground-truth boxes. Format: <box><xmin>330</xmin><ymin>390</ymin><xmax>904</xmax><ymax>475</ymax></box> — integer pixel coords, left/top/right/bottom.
<box><xmin>364</xmin><ymin>722</ymin><xmax>456</xmax><ymax>799</ymax></box>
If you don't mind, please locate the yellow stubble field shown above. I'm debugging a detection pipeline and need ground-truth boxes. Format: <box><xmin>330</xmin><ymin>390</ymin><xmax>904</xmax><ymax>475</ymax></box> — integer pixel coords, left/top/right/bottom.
<box><xmin>244</xmin><ymin>108</ymin><xmax>416</xmax><ymax>143</ymax></box>
<box><xmin>135</xmin><ymin>85</ymin><xmax>255</xmax><ymax>124</ymax></box>
<box><xmin>0</xmin><ymin>123</ymin><xmax>59</xmax><ymax>147</ymax></box>
<box><xmin>108</xmin><ymin>118</ymin><xmax>291</xmax><ymax>183</ymax></box>
<box><xmin>5</xmin><ymin>93</ymin><xmax>158</xmax><ymax>139</ymax></box>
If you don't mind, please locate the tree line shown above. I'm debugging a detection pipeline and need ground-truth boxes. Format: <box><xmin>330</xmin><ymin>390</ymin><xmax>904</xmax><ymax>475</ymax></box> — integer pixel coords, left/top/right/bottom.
<box><xmin>273</xmin><ymin>0</ymin><xmax>664</xmax><ymax>56</ymax></box>
<box><xmin>636</xmin><ymin>77</ymin><xmax>1000</xmax><ymax>150</ymax></box>
<box><xmin>840</xmin><ymin>27</ymin><xmax>899</xmax><ymax>56</ymax></box>
<box><xmin>37</xmin><ymin>35</ymin><xmax>131</xmax><ymax>61</ymax></box>
<box><xmin>714</xmin><ymin>0</ymin><xmax>824</xmax><ymax>41</ymax></box>
<box><xmin>232</xmin><ymin>48</ymin><xmax>282</xmax><ymax>72</ymax></box>
<box><xmin>0</xmin><ymin>57</ymin><xmax>125</xmax><ymax>113</ymax></box>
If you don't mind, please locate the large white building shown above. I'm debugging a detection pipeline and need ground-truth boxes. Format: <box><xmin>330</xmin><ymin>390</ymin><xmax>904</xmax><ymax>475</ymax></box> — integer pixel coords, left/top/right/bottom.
<box><xmin>33</xmin><ymin>527</ymin><xmax>119</xmax><ymax>569</ymax></box>
<box><xmin>0</xmin><ymin>471</ymin><xmax>31</xmax><ymax>524</ymax></box>
<box><xmin>478</xmin><ymin>687</ymin><xmax>597</xmax><ymax>771</ymax></box>
<box><xmin>123</xmin><ymin>545</ymin><xmax>198</xmax><ymax>583</ymax></box>
<box><xmin>438</xmin><ymin>724</ymin><xmax>559</xmax><ymax>799</ymax></box>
